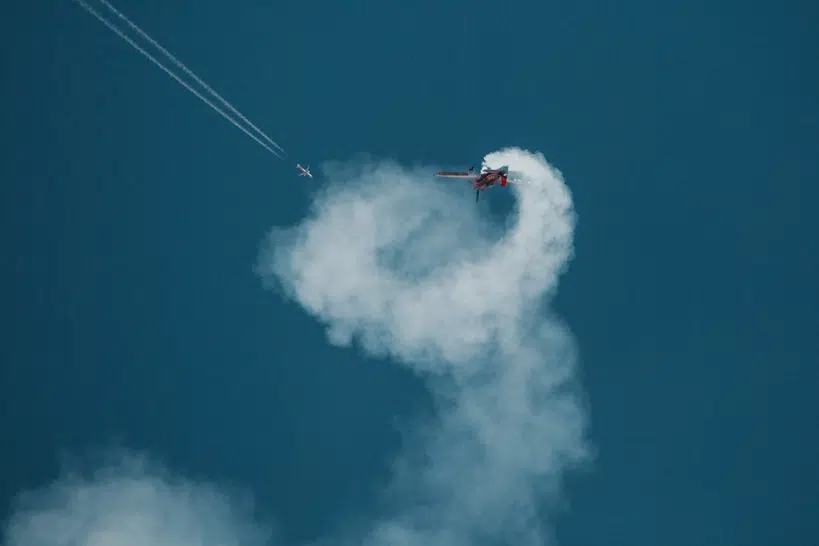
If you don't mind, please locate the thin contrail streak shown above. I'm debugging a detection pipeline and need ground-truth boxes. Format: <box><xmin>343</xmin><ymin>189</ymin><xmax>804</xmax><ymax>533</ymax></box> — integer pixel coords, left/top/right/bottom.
<box><xmin>96</xmin><ymin>0</ymin><xmax>286</xmax><ymax>155</ymax></box>
<box><xmin>73</xmin><ymin>0</ymin><xmax>283</xmax><ymax>159</ymax></box>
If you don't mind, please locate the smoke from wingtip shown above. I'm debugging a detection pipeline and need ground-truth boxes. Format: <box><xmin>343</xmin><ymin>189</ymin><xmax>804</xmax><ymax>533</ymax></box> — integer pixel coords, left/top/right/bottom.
<box><xmin>258</xmin><ymin>147</ymin><xmax>590</xmax><ymax>545</ymax></box>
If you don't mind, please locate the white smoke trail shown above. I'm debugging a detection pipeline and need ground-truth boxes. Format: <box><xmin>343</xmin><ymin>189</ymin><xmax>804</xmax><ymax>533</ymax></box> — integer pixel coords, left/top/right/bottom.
<box><xmin>259</xmin><ymin>147</ymin><xmax>590</xmax><ymax>545</ymax></box>
<box><xmin>1</xmin><ymin>148</ymin><xmax>590</xmax><ymax>546</ymax></box>
<box><xmin>72</xmin><ymin>0</ymin><xmax>283</xmax><ymax>159</ymax></box>
<box><xmin>95</xmin><ymin>0</ymin><xmax>287</xmax><ymax>155</ymax></box>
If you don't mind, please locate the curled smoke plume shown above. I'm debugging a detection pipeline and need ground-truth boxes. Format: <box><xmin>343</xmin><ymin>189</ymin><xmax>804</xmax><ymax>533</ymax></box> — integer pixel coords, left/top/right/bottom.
<box><xmin>259</xmin><ymin>147</ymin><xmax>590</xmax><ymax>546</ymax></box>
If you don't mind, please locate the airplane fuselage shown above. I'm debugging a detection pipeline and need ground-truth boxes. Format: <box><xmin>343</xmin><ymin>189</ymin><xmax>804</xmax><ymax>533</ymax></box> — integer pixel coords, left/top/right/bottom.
<box><xmin>474</xmin><ymin>171</ymin><xmax>505</xmax><ymax>190</ymax></box>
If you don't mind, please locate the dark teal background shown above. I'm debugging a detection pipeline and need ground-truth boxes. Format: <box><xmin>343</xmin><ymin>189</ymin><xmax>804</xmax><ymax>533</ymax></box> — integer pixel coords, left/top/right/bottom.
<box><xmin>2</xmin><ymin>1</ymin><xmax>817</xmax><ymax>544</ymax></box>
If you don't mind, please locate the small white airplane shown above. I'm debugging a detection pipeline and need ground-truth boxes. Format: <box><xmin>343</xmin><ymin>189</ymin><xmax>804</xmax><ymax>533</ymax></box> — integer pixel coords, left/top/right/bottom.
<box><xmin>297</xmin><ymin>164</ymin><xmax>313</xmax><ymax>178</ymax></box>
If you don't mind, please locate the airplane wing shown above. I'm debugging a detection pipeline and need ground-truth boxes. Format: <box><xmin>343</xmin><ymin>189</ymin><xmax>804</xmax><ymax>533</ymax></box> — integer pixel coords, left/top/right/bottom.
<box><xmin>435</xmin><ymin>171</ymin><xmax>479</xmax><ymax>180</ymax></box>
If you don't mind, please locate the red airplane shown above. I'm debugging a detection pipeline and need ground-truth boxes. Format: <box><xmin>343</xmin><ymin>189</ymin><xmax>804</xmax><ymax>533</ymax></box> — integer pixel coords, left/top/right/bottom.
<box><xmin>435</xmin><ymin>165</ymin><xmax>510</xmax><ymax>201</ymax></box>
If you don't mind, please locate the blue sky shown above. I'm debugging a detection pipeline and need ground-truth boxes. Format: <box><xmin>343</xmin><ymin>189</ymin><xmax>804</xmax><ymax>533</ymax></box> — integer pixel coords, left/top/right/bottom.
<box><xmin>2</xmin><ymin>1</ymin><xmax>817</xmax><ymax>545</ymax></box>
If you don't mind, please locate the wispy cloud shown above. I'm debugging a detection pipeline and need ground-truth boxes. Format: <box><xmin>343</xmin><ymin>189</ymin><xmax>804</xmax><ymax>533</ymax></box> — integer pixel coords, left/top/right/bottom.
<box><xmin>2</xmin><ymin>148</ymin><xmax>590</xmax><ymax>546</ymax></box>
<box><xmin>2</xmin><ymin>451</ymin><xmax>273</xmax><ymax>546</ymax></box>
